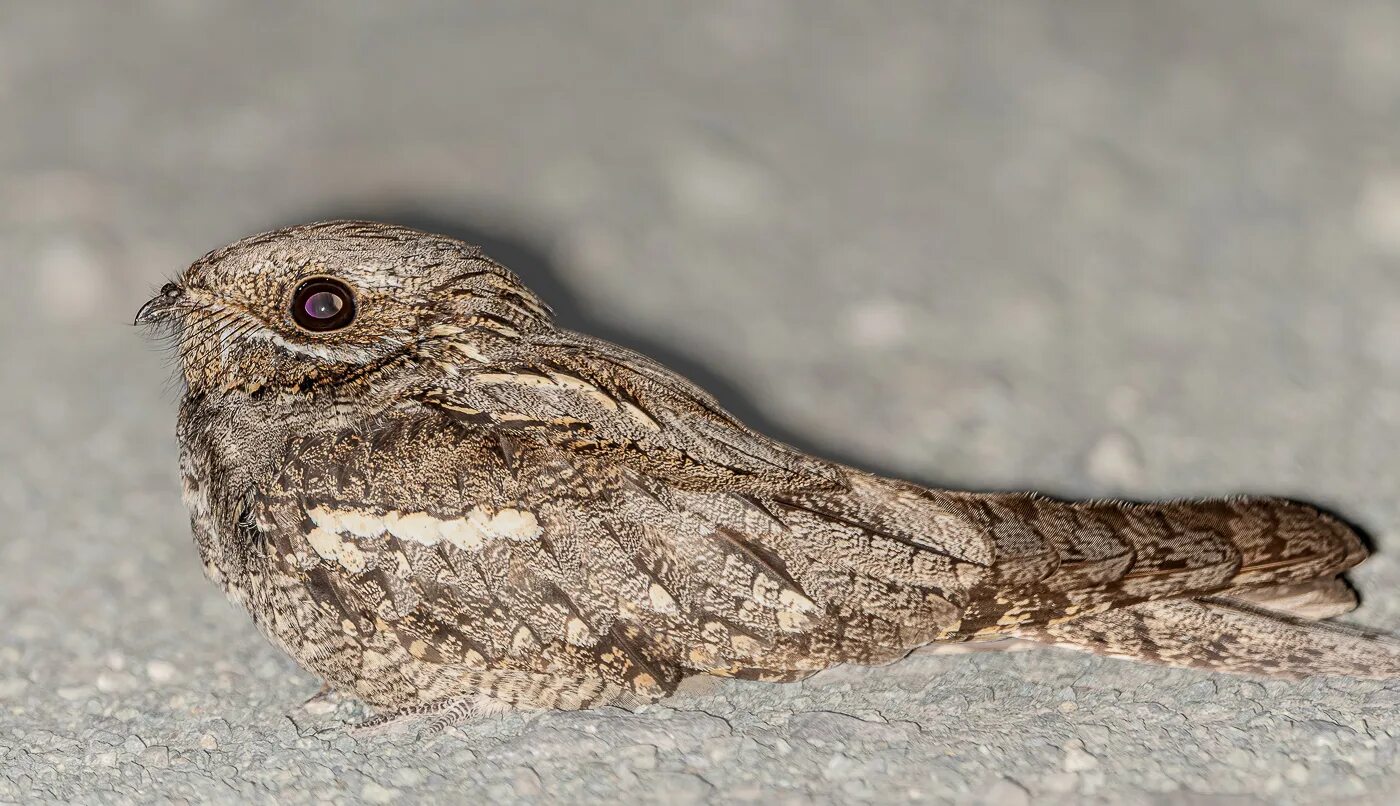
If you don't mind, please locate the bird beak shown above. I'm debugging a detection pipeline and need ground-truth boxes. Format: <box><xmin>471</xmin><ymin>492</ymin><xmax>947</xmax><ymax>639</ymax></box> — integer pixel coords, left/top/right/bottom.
<box><xmin>134</xmin><ymin>282</ymin><xmax>183</xmax><ymax>326</ymax></box>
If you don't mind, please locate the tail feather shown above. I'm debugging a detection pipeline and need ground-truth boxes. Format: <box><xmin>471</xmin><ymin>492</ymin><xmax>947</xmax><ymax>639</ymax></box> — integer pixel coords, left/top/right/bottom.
<box><xmin>1213</xmin><ymin>498</ymin><xmax>1369</xmax><ymax>588</ymax></box>
<box><xmin>1217</xmin><ymin>577</ymin><xmax>1359</xmax><ymax>620</ymax></box>
<box><xmin>949</xmin><ymin>494</ymin><xmax>1369</xmax><ymax>637</ymax></box>
<box><xmin>1021</xmin><ymin>596</ymin><xmax>1400</xmax><ymax>680</ymax></box>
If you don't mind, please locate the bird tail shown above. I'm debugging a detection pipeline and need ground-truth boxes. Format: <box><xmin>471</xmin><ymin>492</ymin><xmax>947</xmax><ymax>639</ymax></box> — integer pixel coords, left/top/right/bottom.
<box><xmin>1218</xmin><ymin>577</ymin><xmax>1358</xmax><ymax>620</ymax></box>
<box><xmin>1020</xmin><ymin>592</ymin><xmax>1400</xmax><ymax>680</ymax></box>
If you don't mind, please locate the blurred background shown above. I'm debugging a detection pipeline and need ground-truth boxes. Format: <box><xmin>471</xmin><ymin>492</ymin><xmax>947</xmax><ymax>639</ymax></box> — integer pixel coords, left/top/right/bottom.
<box><xmin>5</xmin><ymin>1</ymin><xmax>1400</xmax><ymax>802</ymax></box>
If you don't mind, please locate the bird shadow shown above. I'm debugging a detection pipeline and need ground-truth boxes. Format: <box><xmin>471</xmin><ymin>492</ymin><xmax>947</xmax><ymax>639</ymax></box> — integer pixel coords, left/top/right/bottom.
<box><xmin>294</xmin><ymin>204</ymin><xmax>910</xmax><ymax>480</ymax></box>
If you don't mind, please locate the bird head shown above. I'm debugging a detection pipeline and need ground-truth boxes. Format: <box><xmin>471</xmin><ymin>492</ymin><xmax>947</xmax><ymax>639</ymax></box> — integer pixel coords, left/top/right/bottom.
<box><xmin>136</xmin><ymin>221</ymin><xmax>553</xmax><ymax>398</ymax></box>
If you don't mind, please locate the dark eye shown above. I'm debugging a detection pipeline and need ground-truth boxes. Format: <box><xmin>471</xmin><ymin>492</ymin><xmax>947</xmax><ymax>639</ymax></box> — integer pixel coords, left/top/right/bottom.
<box><xmin>290</xmin><ymin>278</ymin><xmax>356</xmax><ymax>332</ymax></box>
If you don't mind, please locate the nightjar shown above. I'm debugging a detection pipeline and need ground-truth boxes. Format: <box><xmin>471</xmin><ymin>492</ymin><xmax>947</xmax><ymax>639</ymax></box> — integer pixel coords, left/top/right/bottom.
<box><xmin>137</xmin><ymin>221</ymin><xmax>1400</xmax><ymax>732</ymax></box>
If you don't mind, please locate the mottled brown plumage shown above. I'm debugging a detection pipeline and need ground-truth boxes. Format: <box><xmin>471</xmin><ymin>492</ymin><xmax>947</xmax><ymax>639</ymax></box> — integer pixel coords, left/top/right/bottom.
<box><xmin>138</xmin><ymin>221</ymin><xmax>1400</xmax><ymax>732</ymax></box>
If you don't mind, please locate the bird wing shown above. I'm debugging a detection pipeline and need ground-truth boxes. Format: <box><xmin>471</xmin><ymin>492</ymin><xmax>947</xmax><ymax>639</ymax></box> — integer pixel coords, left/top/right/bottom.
<box><xmin>412</xmin><ymin>330</ymin><xmax>845</xmax><ymax>495</ymax></box>
<box><xmin>249</xmin><ymin>397</ymin><xmax>993</xmax><ymax>706</ymax></box>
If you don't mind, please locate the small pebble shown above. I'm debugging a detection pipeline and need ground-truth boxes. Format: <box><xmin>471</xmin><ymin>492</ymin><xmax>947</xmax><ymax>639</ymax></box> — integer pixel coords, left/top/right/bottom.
<box><xmin>140</xmin><ymin>745</ymin><xmax>171</xmax><ymax>767</ymax></box>
<box><xmin>96</xmin><ymin>671</ymin><xmax>139</xmax><ymax>693</ymax></box>
<box><xmin>146</xmin><ymin>660</ymin><xmax>179</xmax><ymax>684</ymax></box>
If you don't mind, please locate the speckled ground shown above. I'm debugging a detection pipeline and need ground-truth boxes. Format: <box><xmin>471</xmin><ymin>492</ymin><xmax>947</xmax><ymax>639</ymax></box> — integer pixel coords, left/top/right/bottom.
<box><xmin>6</xmin><ymin>2</ymin><xmax>1400</xmax><ymax>803</ymax></box>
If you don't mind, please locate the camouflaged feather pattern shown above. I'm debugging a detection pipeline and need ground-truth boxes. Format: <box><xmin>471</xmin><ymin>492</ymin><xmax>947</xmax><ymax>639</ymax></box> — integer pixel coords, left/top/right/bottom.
<box><xmin>142</xmin><ymin>221</ymin><xmax>1400</xmax><ymax>725</ymax></box>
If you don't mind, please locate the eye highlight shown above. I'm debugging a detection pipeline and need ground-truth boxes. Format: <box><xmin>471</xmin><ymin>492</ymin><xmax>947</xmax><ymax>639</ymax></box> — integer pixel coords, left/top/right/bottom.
<box><xmin>290</xmin><ymin>278</ymin><xmax>356</xmax><ymax>332</ymax></box>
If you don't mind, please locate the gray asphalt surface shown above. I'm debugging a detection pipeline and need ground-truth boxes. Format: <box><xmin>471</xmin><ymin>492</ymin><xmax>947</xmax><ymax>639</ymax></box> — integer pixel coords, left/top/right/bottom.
<box><xmin>5</xmin><ymin>2</ymin><xmax>1400</xmax><ymax>803</ymax></box>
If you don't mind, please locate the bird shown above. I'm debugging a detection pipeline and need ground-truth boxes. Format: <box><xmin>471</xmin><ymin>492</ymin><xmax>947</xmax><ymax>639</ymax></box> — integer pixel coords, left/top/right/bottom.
<box><xmin>137</xmin><ymin>220</ymin><xmax>1400</xmax><ymax>734</ymax></box>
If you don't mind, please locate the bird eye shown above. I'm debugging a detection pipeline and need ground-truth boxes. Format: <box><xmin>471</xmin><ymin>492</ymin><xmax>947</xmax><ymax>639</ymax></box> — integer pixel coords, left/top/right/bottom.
<box><xmin>290</xmin><ymin>278</ymin><xmax>356</xmax><ymax>332</ymax></box>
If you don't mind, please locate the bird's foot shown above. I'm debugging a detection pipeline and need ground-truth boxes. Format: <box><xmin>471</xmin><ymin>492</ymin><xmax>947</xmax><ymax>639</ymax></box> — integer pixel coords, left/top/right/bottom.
<box><xmin>299</xmin><ymin>682</ymin><xmax>340</xmax><ymax>713</ymax></box>
<box><xmin>282</xmin><ymin>683</ymin><xmax>342</xmax><ymax>735</ymax></box>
